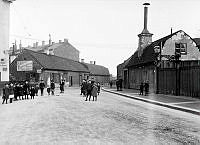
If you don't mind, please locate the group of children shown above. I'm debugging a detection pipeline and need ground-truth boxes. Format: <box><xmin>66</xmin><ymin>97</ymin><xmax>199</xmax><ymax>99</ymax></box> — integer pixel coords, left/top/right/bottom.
<box><xmin>80</xmin><ymin>80</ymin><xmax>101</xmax><ymax>101</ymax></box>
<box><xmin>2</xmin><ymin>81</ymin><xmax>39</xmax><ymax>104</ymax></box>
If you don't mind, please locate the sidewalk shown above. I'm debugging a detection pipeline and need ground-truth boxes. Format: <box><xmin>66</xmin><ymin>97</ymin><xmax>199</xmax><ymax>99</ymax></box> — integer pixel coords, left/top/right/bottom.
<box><xmin>102</xmin><ymin>87</ymin><xmax>200</xmax><ymax>115</ymax></box>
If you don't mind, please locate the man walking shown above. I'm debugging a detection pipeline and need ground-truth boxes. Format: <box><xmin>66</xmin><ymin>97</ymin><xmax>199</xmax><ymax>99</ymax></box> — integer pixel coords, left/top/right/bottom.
<box><xmin>139</xmin><ymin>82</ymin><xmax>144</xmax><ymax>95</ymax></box>
<box><xmin>85</xmin><ymin>80</ymin><xmax>92</xmax><ymax>101</ymax></box>
<box><xmin>39</xmin><ymin>80</ymin><xmax>45</xmax><ymax>96</ymax></box>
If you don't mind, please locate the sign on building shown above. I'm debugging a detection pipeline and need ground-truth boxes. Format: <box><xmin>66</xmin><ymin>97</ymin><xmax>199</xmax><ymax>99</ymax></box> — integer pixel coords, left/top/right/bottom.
<box><xmin>17</xmin><ymin>61</ymin><xmax>33</xmax><ymax>71</ymax></box>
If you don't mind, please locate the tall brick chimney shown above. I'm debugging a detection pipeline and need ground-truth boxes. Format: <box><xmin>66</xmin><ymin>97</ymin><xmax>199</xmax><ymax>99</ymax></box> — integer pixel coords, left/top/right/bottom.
<box><xmin>142</xmin><ymin>3</ymin><xmax>150</xmax><ymax>34</ymax></box>
<box><xmin>137</xmin><ymin>3</ymin><xmax>153</xmax><ymax>57</ymax></box>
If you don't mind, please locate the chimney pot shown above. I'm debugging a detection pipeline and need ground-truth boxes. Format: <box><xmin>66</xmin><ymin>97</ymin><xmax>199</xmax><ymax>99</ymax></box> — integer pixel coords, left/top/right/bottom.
<box><xmin>81</xmin><ymin>59</ymin><xmax>84</xmax><ymax>63</ymax></box>
<box><xmin>33</xmin><ymin>43</ymin><xmax>36</xmax><ymax>47</ymax></box>
<box><xmin>42</xmin><ymin>41</ymin><xmax>45</xmax><ymax>46</ymax></box>
<box><xmin>94</xmin><ymin>61</ymin><xmax>96</xmax><ymax>65</ymax></box>
<box><xmin>36</xmin><ymin>42</ymin><xmax>38</xmax><ymax>47</ymax></box>
<box><xmin>64</xmin><ymin>39</ymin><xmax>68</xmax><ymax>43</ymax></box>
<box><xmin>141</xmin><ymin>3</ymin><xmax>150</xmax><ymax>34</ymax></box>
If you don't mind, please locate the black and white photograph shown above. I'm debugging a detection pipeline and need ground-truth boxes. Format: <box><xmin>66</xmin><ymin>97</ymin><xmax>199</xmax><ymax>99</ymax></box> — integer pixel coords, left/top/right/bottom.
<box><xmin>0</xmin><ymin>0</ymin><xmax>200</xmax><ymax>144</ymax></box>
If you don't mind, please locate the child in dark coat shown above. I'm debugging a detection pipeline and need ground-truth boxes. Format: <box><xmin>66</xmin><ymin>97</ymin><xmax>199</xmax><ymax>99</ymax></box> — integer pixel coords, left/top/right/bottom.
<box><xmin>30</xmin><ymin>86</ymin><xmax>36</xmax><ymax>99</ymax></box>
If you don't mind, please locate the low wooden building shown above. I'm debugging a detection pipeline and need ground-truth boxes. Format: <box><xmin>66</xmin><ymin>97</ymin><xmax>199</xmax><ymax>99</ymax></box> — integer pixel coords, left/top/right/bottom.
<box><xmin>10</xmin><ymin>49</ymin><xmax>110</xmax><ymax>86</ymax></box>
<box><xmin>10</xmin><ymin>49</ymin><xmax>89</xmax><ymax>86</ymax></box>
<box><xmin>125</xmin><ymin>30</ymin><xmax>200</xmax><ymax>97</ymax></box>
<box><xmin>82</xmin><ymin>62</ymin><xmax>110</xmax><ymax>85</ymax></box>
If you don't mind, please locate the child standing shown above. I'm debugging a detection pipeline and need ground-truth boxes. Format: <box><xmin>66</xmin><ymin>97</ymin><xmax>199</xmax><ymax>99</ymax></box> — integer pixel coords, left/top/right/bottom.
<box><xmin>30</xmin><ymin>86</ymin><xmax>36</xmax><ymax>99</ymax></box>
<box><xmin>91</xmin><ymin>83</ymin><xmax>98</xmax><ymax>101</ymax></box>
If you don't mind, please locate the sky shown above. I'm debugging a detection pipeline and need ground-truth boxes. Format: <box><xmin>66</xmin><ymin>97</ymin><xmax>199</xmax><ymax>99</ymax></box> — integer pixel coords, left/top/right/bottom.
<box><xmin>9</xmin><ymin>0</ymin><xmax>200</xmax><ymax>76</ymax></box>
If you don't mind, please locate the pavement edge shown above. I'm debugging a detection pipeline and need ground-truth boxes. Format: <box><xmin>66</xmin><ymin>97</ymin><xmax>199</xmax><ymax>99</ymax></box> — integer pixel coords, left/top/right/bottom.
<box><xmin>102</xmin><ymin>88</ymin><xmax>200</xmax><ymax>116</ymax></box>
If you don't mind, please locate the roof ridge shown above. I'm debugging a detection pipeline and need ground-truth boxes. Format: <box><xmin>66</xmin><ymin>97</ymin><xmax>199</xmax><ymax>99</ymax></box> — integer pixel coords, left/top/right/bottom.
<box><xmin>23</xmin><ymin>49</ymin><xmax>45</xmax><ymax>69</ymax></box>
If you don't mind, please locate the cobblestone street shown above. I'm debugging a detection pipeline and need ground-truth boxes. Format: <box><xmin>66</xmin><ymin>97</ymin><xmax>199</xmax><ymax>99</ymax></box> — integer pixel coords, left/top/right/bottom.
<box><xmin>0</xmin><ymin>88</ymin><xmax>200</xmax><ymax>145</ymax></box>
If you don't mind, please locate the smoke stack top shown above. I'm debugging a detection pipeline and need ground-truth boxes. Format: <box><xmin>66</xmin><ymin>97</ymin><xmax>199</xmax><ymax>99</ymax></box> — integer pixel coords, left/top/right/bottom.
<box><xmin>142</xmin><ymin>3</ymin><xmax>150</xmax><ymax>34</ymax></box>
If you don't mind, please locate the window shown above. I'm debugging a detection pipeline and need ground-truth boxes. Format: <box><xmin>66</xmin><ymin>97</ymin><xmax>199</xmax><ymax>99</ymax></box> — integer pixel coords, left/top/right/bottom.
<box><xmin>3</xmin><ymin>67</ymin><xmax>7</xmax><ymax>71</ymax></box>
<box><xmin>175</xmin><ymin>43</ymin><xmax>187</xmax><ymax>55</ymax></box>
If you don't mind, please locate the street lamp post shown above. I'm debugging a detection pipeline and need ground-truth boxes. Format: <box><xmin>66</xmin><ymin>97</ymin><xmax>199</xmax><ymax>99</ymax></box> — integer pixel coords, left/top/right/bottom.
<box><xmin>175</xmin><ymin>48</ymin><xmax>181</xmax><ymax>96</ymax></box>
<box><xmin>154</xmin><ymin>46</ymin><xmax>161</xmax><ymax>94</ymax></box>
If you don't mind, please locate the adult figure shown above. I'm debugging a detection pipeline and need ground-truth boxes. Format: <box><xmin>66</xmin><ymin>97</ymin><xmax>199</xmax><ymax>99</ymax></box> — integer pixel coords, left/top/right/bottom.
<box><xmin>39</xmin><ymin>80</ymin><xmax>45</xmax><ymax>96</ymax></box>
<box><xmin>139</xmin><ymin>82</ymin><xmax>144</xmax><ymax>95</ymax></box>
<box><xmin>13</xmin><ymin>83</ymin><xmax>18</xmax><ymax>101</ymax></box>
<box><xmin>19</xmin><ymin>84</ymin><xmax>24</xmax><ymax>100</ymax></box>
<box><xmin>109</xmin><ymin>81</ymin><xmax>113</xmax><ymax>88</ymax></box>
<box><xmin>80</xmin><ymin>80</ymin><xmax>87</xmax><ymax>96</ymax></box>
<box><xmin>116</xmin><ymin>80</ymin><xmax>119</xmax><ymax>91</ymax></box>
<box><xmin>50</xmin><ymin>80</ymin><xmax>55</xmax><ymax>95</ymax></box>
<box><xmin>60</xmin><ymin>79</ymin><xmax>65</xmax><ymax>93</ymax></box>
<box><xmin>16</xmin><ymin>83</ymin><xmax>21</xmax><ymax>100</ymax></box>
<box><xmin>2</xmin><ymin>84</ymin><xmax>10</xmax><ymax>104</ymax></box>
<box><xmin>85</xmin><ymin>80</ymin><xmax>92</xmax><ymax>101</ymax></box>
<box><xmin>91</xmin><ymin>83</ymin><xmax>98</xmax><ymax>101</ymax></box>
<box><xmin>35</xmin><ymin>83</ymin><xmax>39</xmax><ymax>96</ymax></box>
<box><xmin>97</xmin><ymin>82</ymin><xmax>101</xmax><ymax>95</ymax></box>
<box><xmin>23</xmin><ymin>81</ymin><xmax>30</xmax><ymax>99</ymax></box>
<box><xmin>144</xmin><ymin>81</ymin><xmax>149</xmax><ymax>96</ymax></box>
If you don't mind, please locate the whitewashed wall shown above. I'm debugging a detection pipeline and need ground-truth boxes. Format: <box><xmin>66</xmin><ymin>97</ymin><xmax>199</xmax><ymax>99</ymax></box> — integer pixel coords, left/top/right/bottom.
<box><xmin>0</xmin><ymin>0</ymin><xmax>10</xmax><ymax>81</ymax></box>
<box><xmin>162</xmin><ymin>31</ymin><xmax>200</xmax><ymax>61</ymax></box>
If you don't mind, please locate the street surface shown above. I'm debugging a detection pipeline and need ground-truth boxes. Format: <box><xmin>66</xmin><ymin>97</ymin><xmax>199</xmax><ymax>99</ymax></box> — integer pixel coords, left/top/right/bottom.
<box><xmin>0</xmin><ymin>87</ymin><xmax>200</xmax><ymax>145</ymax></box>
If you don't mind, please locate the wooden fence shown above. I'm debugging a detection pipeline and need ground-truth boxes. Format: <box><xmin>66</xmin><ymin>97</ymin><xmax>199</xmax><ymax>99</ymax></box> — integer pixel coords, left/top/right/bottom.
<box><xmin>157</xmin><ymin>66</ymin><xmax>200</xmax><ymax>98</ymax></box>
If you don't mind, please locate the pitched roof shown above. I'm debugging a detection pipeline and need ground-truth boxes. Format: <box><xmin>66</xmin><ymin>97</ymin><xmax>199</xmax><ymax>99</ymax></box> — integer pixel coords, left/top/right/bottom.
<box><xmin>48</xmin><ymin>42</ymin><xmax>79</xmax><ymax>53</ymax></box>
<box><xmin>26</xmin><ymin>42</ymin><xmax>79</xmax><ymax>53</ymax></box>
<box><xmin>125</xmin><ymin>30</ymin><xmax>193</xmax><ymax>68</ymax></box>
<box><xmin>22</xmin><ymin>49</ymin><xmax>89</xmax><ymax>72</ymax></box>
<box><xmin>82</xmin><ymin>63</ymin><xmax>110</xmax><ymax>76</ymax></box>
<box><xmin>193</xmin><ymin>38</ymin><xmax>200</xmax><ymax>47</ymax></box>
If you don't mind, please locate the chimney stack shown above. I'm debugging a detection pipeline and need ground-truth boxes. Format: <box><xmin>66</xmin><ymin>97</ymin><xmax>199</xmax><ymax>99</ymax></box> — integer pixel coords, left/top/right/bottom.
<box><xmin>64</xmin><ymin>38</ymin><xmax>68</xmax><ymax>43</ymax></box>
<box><xmin>137</xmin><ymin>3</ymin><xmax>153</xmax><ymax>57</ymax></box>
<box><xmin>33</xmin><ymin>43</ymin><xmax>36</xmax><ymax>47</ymax></box>
<box><xmin>142</xmin><ymin>3</ymin><xmax>150</xmax><ymax>34</ymax></box>
<box><xmin>49</xmin><ymin>34</ymin><xmax>52</xmax><ymax>46</ymax></box>
<box><xmin>59</xmin><ymin>40</ymin><xmax>62</xmax><ymax>43</ymax></box>
<box><xmin>36</xmin><ymin>42</ymin><xmax>38</xmax><ymax>47</ymax></box>
<box><xmin>171</xmin><ymin>27</ymin><xmax>173</xmax><ymax>35</ymax></box>
<box><xmin>19</xmin><ymin>40</ymin><xmax>22</xmax><ymax>52</ymax></box>
<box><xmin>42</xmin><ymin>41</ymin><xmax>45</xmax><ymax>46</ymax></box>
<box><xmin>81</xmin><ymin>59</ymin><xmax>84</xmax><ymax>63</ymax></box>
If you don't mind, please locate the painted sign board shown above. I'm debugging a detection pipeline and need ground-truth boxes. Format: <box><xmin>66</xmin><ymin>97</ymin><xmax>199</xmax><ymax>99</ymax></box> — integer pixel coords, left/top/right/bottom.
<box><xmin>17</xmin><ymin>61</ymin><xmax>33</xmax><ymax>71</ymax></box>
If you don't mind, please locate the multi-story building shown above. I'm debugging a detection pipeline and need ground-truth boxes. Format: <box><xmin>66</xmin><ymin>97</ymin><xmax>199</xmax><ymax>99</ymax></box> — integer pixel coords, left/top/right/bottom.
<box><xmin>9</xmin><ymin>38</ymin><xmax>80</xmax><ymax>62</ymax></box>
<box><xmin>0</xmin><ymin>0</ymin><xmax>15</xmax><ymax>83</ymax></box>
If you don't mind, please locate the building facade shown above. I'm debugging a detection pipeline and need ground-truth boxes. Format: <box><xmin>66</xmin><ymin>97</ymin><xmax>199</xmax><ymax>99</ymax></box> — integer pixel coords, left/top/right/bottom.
<box><xmin>0</xmin><ymin>0</ymin><xmax>15</xmax><ymax>82</ymax></box>
<box><xmin>82</xmin><ymin>62</ymin><xmax>110</xmax><ymax>85</ymax></box>
<box><xmin>10</xmin><ymin>49</ymin><xmax>110</xmax><ymax>86</ymax></box>
<box><xmin>117</xmin><ymin>3</ymin><xmax>200</xmax><ymax>97</ymax></box>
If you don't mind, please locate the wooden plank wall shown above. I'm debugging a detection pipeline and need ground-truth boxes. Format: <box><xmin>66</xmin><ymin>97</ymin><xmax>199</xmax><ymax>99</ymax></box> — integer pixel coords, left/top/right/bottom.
<box><xmin>158</xmin><ymin>66</ymin><xmax>200</xmax><ymax>98</ymax></box>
